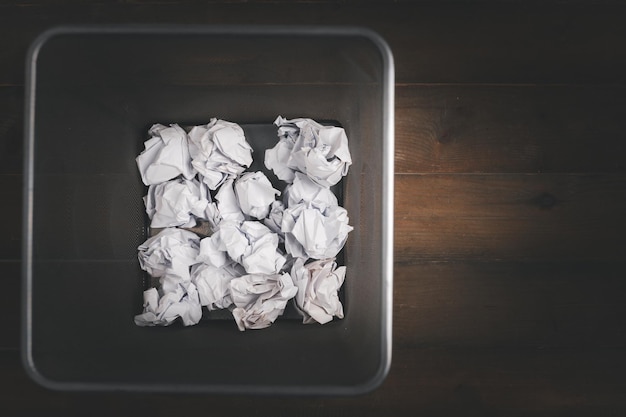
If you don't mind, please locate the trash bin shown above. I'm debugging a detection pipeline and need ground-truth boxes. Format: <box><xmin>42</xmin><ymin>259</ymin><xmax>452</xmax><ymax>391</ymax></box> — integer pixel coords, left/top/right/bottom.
<box><xmin>22</xmin><ymin>25</ymin><xmax>394</xmax><ymax>394</ymax></box>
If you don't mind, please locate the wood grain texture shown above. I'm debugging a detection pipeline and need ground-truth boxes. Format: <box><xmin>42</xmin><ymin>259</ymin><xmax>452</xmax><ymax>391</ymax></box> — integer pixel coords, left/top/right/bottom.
<box><xmin>396</xmin><ymin>85</ymin><xmax>626</xmax><ymax>173</ymax></box>
<box><xmin>395</xmin><ymin>174</ymin><xmax>626</xmax><ymax>262</ymax></box>
<box><xmin>393</xmin><ymin>261</ymin><xmax>626</xmax><ymax>349</ymax></box>
<box><xmin>2</xmin><ymin>3</ymin><xmax>626</xmax><ymax>85</ymax></box>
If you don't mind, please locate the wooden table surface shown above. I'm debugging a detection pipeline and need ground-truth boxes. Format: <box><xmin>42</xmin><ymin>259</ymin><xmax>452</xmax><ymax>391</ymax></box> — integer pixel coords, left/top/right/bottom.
<box><xmin>2</xmin><ymin>1</ymin><xmax>626</xmax><ymax>415</ymax></box>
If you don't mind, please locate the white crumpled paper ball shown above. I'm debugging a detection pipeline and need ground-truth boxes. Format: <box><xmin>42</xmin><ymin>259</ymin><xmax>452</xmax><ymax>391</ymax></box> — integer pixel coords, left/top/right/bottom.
<box><xmin>234</xmin><ymin>171</ymin><xmax>281</xmax><ymax>219</ymax></box>
<box><xmin>213</xmin><ymin>179</ymin><xmax>245</xmax><ymax>224</ymax></box>
<box><xmin>283</xmin><ymin>171</ymin><xmax>338</xmax><ymax>211</ymax></box>
<box><xmin>265</xmin><ymin>116</ymin><xmax>352</xmax><ymax>187</ymax></box>
<box><xmin>188</xmin><ymin>119</ymin><xmax>253</xmax><ymax>190</ymax></box>
<box><xmin>230</xmin><ymin>272</ymin><xmax>298</xmax><ymax>331</ymax></box>
<box><xmin>134</xmin><ymin>282</ymin><xmax>203</xmax><ymax>327</ymax></box>
<box><xmin>191</xmin><ymin>262</ymin><xmax>244</xmax><ymax>311</ymax></box>
<box><xmin>291</xmin><ymin>257</ymin><xmax>345</xmax><ymax>324</ymax></box>
<box><xmin>136</xmin><ymin>123</ymin><xmax>196</xmax><ymax>186</ymax></box>
<box><xmin>144</xmin><ymin>178</ymin><xmax>210</xmax><ymax>228</ymax></box>
<box><xmin>199</xmin><ymin>221</ymin><xmax>286</xmax><ymax>275</ymax></box>
<box><xmin>281</xmin><ymin>203</ymin><xmax>353</xmax><ymax>260</ymax></box>
<box><xmin>137</xmin><ymin>228</ymin><xmax>200</xmax><ymax>280</ymax></box>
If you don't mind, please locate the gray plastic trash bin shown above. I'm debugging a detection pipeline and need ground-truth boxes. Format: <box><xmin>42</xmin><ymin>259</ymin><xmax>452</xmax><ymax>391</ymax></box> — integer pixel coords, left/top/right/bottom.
<box><xmin>22</xmin><ymin>25</ymin><xmax>394</xmax><ymax>394</ymax></box>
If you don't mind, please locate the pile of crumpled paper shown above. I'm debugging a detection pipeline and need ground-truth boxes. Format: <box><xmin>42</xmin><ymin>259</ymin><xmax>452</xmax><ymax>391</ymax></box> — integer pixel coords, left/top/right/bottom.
<box><xmin>134</xmin><ymin>116</ymin><xmax>353</xmax><ymax>331</ymax></box>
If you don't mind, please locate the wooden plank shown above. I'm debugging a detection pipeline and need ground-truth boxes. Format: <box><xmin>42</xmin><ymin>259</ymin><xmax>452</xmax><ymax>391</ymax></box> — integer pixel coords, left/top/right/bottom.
<box><xmin>393</xmin><ymin>261</ymin><xmax>626</xmax><ymax>349</ymax></box>
<box><xmin>1</xmin><ymin>347</ymin><xmax>625</xmax><ymax>416</ymax></box>
<box><xmin>395</xmin><ymin>174</ymin><xmax>626</xmax><ymax>262</ymax></box>
<box><xmin>2</xmin><ymin>3</ymin><xmax>626</xmax><ymax>85</ymax></box>
<box><xmin>396</xmin><ymin>85</ymin><xmax>626</xmax><ymax>174</ymax></box>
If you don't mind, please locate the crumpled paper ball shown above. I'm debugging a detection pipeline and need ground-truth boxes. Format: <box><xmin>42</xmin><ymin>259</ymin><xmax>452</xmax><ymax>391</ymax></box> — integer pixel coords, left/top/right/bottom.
<box><xmin>144</xmin><ymin>178</ymin><xmax>210</xmax><ymax>228</ymax></box>
<box><xmin>191</xmin><ymin>262</ymin><xmax>244</xmax><ymax>311</ymax></box>
<box><xmin>197</xmin><ymin>221</ymin><xmax>286</xmax><ymax>275</ymax></box>
<box><xmin>188</xmin><ymin>119</ymin><xmax>253</xmax><ymax>190</ymax></box>
<box><xmin>134</xmin><ymin>282</ymin><xmax>202</xmax><ymax>327</ymax></box>
<box><xmin>136</xmin><ymin>123</ymin><xmax>196</xmax><ymax>186</ymax></box>
<box><xmin>230</xmin><ymin>272</ymin><xmax>298</xmax><ymax>331</ymax></box>
<box><xmin>281</xmin><ymin>203</ymin><xmax>353</xmax><ymax>259</ymax></box>
<box><xmin>137</xmin><ymin>228</ymin><xmax>200</xmax><ymax>281</ymax></box>
<box><xmin>213</xmin><ymin>179</ymin><xmax>245</xmax><ymax>224</ymax></box>
<box><xmin>234</xmin><ymin>171</ymin><xmax>281</xmax><ymax>219</ymax></box>
<box><xmin>291</xmin><ymin>257</ymin><xmax>345</xmax><ymax>324</ymax></box>
<box><xmin>265</xmin><ymin>116</ymin><xmax>352</xmax><ymax>187</ymax></box>
<box><xmin>283</xmin><ymin>171</ymin><xmax>338</xmax><ymax>211</ymax></box>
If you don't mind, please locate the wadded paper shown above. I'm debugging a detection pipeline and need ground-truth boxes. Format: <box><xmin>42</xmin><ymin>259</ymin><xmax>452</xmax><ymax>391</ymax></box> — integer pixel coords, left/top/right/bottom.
<box><xmin>136</xmin><ymin>124</ymin><xmax>196</xmax><ymax>186</ymax></box>
<box><xmin>291</xmin><ymin>257</ymin><xmax>345</xmax><ymax>324</ymax></box>
<box><xmin>265</xmin><ymin>116</ymin><xmax>352</xmax><ymax>187</ymax></box>
<box><xmin>230</xmin><ymin>273</ymin><xmax>298</xmax><ymax>331</ymax></box>
<box><xmin>188</xmin><ymin>119</ymin><xmax>253</xmax><ymax>190</ymax></box>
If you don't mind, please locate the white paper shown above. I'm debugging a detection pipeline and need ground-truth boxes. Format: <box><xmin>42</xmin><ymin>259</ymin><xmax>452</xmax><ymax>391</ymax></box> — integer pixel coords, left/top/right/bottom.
<box><xmin>136</xmin><ymin>124</ymin><xmax>196</xmax><ymax>186</ymax></box>
<box><xmin>197</xmin><ymin>233</ymin><xmax>228</xmax><ymax>268</ymax></box>
<box><xmin>137</xmin><ymin>228</ymin><xmax>200</xmax><ymax>281</ymax></box>
<box><xmin>201</xmin><ymin>201</ymin><xmax>221</xmax><ymax>231</ymax></box>
<box><xmin>230</xmin><ymin>272</ymin><xmax>298</xmax><ymax>331</ymax></box>
<box><xmin>281</xmin><ymin>203</ymin><xmax>353</xmax><ymax>259</ymax></box>
<box><xmin>239</xmin><ymin>221</ymin><xmax>286</xmax><ymax>274</ymax></box>
<box><xmin>191</xmin><ymin>262</ymin><xmax>244</xmax><ymax>310</ymax></box>
<box><xmin>263</xmin><ymin>200</ymin><xmax>285</xmax><ymax>238</ymax></box>
<box><xmin>234</xmin><ymin>171</ymin><xmax>281</xmax><ymax>219</ymax></box>
<box><xmin>134</xmin><ymin>282</ymin><xmax>203</xmax><ymax>327</ymax></box>
<box><xmin>283</xmin><ymin>171</ymin><xmax>338</xmax><ymax>211</ymax></box>
<box><xmin>263</xmin><ymin>135</ymin><xmax>296</xmax><ymax>183</ymax></box>
<box><xmin>135</xmin><ymin>116</ymin><xmax>352</xmax><ymax>330</ymax></box>
<box><xmin>265</xmin><ymin>116</ymin><xmax>352</xmax><ymax>187</ymax></box>
<box><xmin>144</xmin><ymin>178</ymin><xmax>210</xmax><ymax>228</ymax></box>
<box><xmin>291</xmin><ymin>257</ymin><xmax>345</xmax><ymax>324</ymax></box>
<box><xmin>214</xmin><ymin>179</ymin><xmax>245</xmax><ymax>224</ymax></box>
<box><xmin>215</xmin><ymin>221</ymin><xmax>250</xmax><ymax>262</ymax></box>
<box><xmin>205</xmin><ymin>220</ymin><xmax>286</xmax><ymax>275</ymax></box>
<box><xmin>299</xmin><ymin>125</ymin><xmax>352</xmax><ymax>187</ymax></box>
<box><xmin>197</xmin><ymin>174</ymin><xmax>221</xmax><ymax>229</ymax></box>
<box><xmin>188</xmin><ymin>119</ymin><xmax>253</xmax><ymax>190</ymax></box>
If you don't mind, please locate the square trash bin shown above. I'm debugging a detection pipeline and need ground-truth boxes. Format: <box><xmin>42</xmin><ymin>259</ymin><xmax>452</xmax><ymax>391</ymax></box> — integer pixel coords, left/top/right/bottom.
<box><xmin>22</xmin><ymin>25</ymin><xmax>394</xmax><ymax>394</ymax></box>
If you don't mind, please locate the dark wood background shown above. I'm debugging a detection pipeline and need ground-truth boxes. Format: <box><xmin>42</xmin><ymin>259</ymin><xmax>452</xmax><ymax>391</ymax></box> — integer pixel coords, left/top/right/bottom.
<box><xmin>2</xmin><ymin>0</ymin><xmax>626</xmax><ymax>415</ymax></box>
